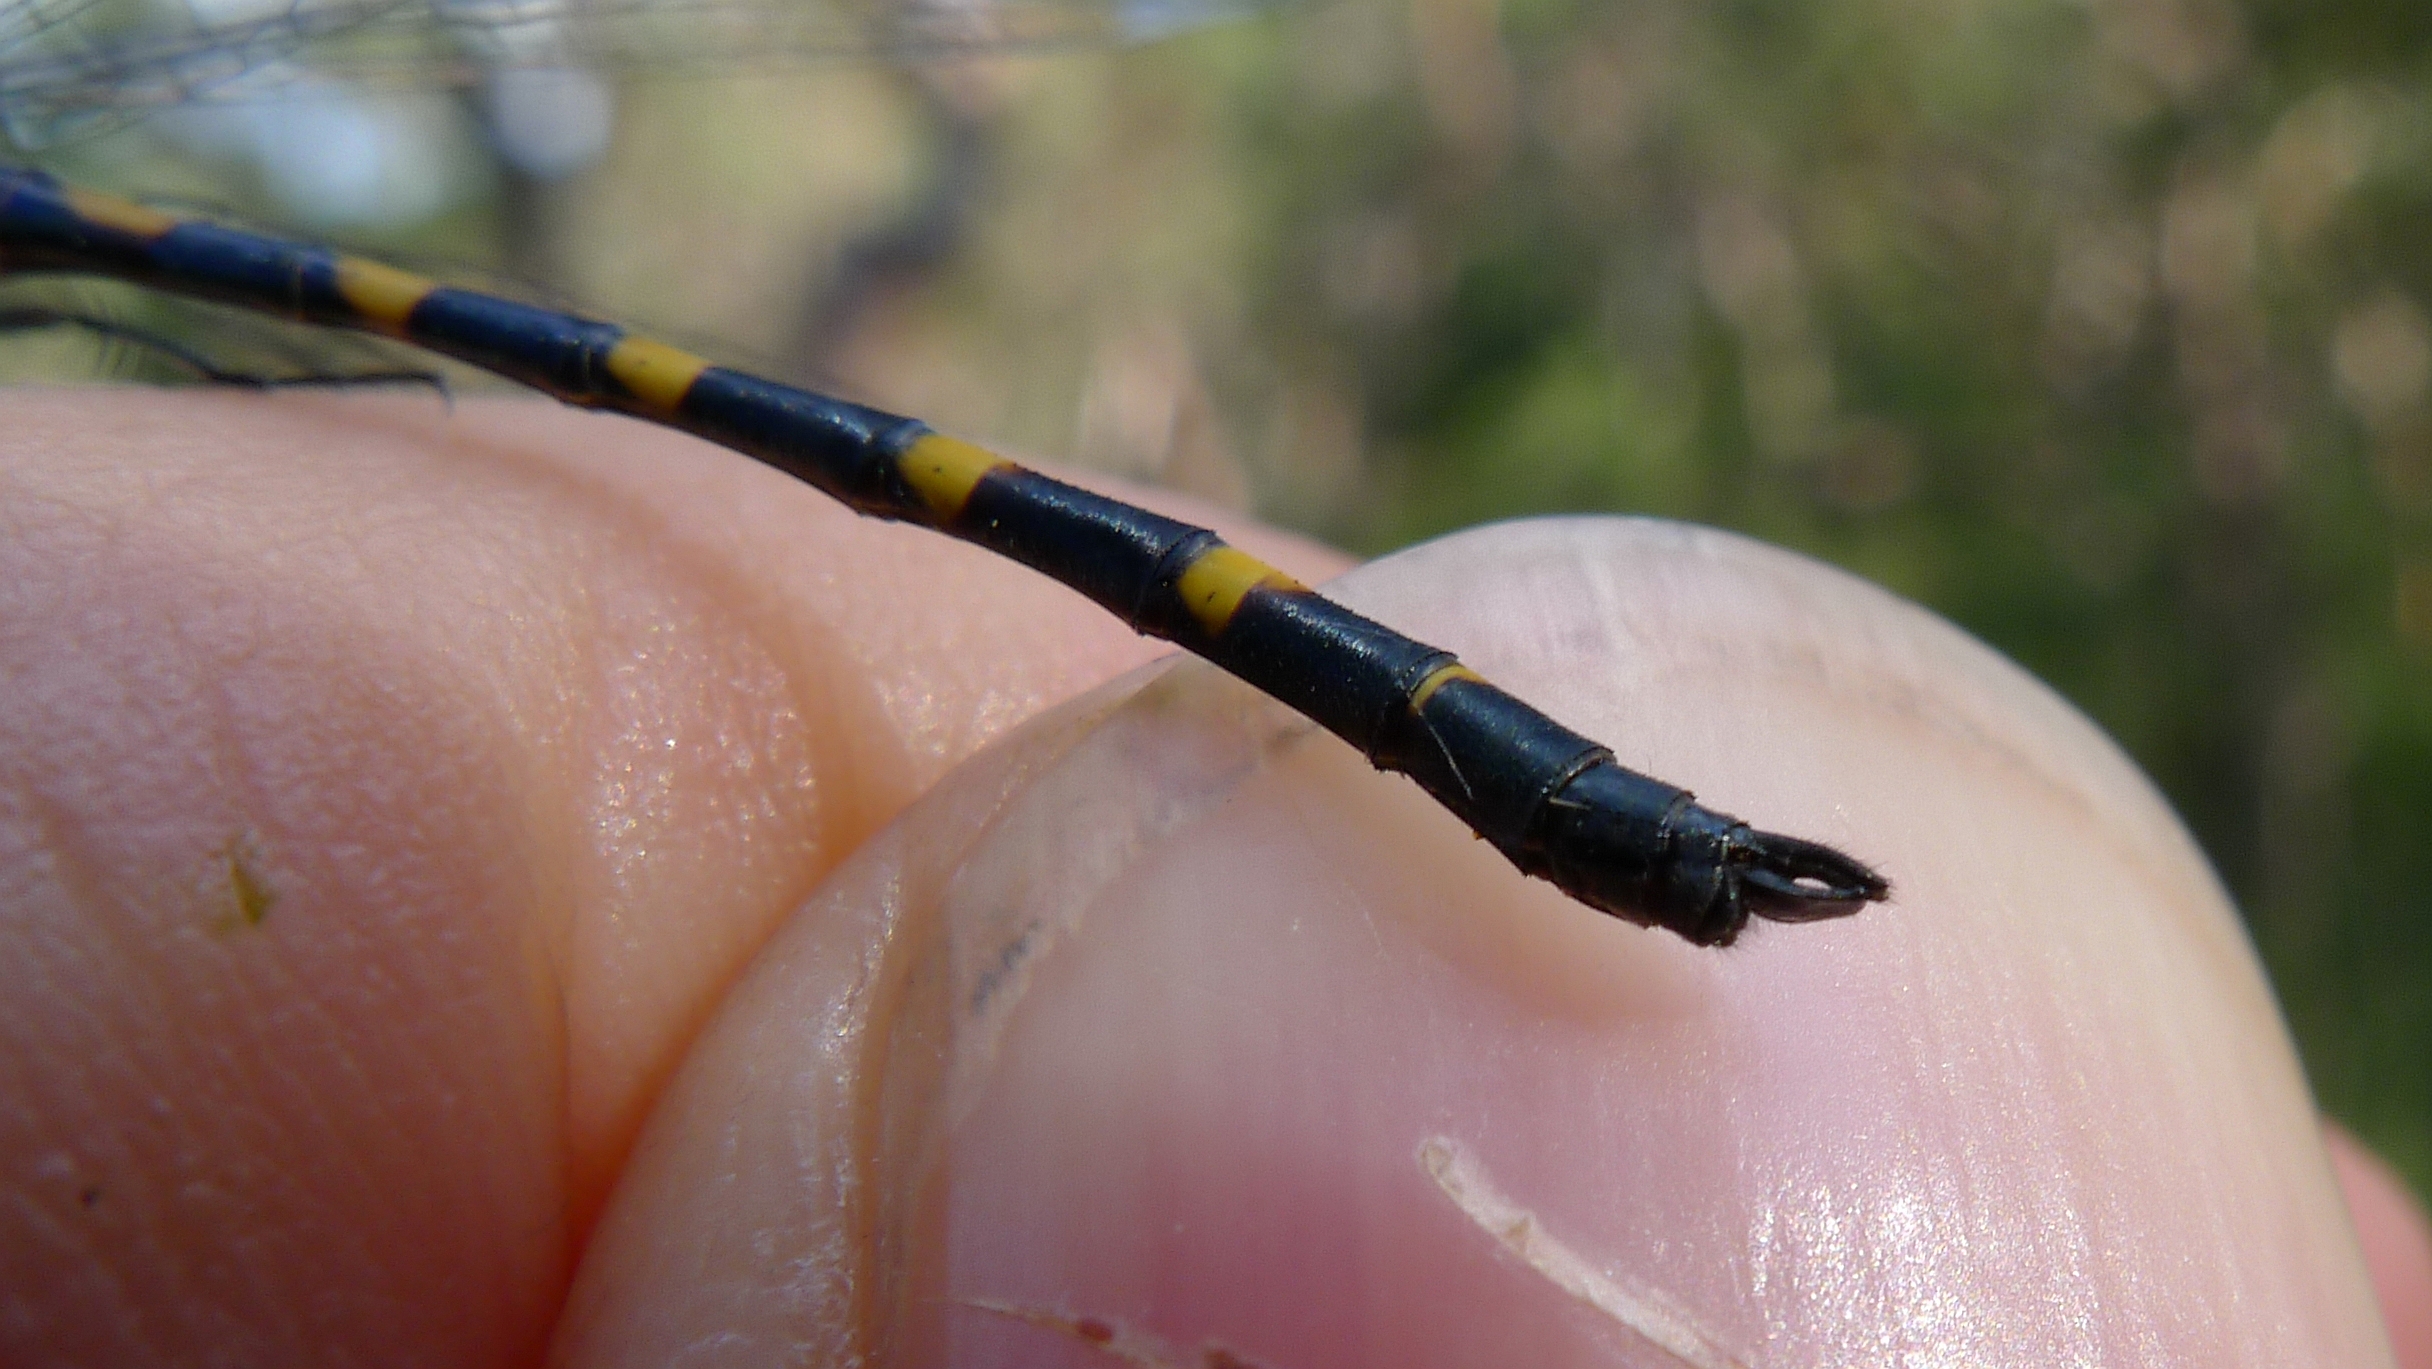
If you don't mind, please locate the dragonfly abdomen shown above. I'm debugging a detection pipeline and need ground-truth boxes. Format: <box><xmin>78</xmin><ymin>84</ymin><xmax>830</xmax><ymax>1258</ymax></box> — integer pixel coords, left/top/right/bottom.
<box><xmin>0</xmin><ymin>163</ymin><xmax>1890</xmax><ymax>945</ymax></box>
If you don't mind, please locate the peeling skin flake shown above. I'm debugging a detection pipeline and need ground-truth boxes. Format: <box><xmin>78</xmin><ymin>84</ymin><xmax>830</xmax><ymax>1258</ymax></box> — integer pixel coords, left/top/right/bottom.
<box><xmin>1419</xmin><ymin>1135</ymin><xmax>1751</xmax><ymax>1369</ymax></box>
<box><xmin>963</xmin><ymin>1297</ymin><xmax>1271</xmax><ymax>1369</ymax></box>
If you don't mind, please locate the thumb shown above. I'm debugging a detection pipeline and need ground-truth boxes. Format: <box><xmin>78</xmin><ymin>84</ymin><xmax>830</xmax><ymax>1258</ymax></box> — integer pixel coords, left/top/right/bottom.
<box><xmin>555</xmin><ymin>518</ymin><xmax>2387</xmax><ymax>1368</ymax></box>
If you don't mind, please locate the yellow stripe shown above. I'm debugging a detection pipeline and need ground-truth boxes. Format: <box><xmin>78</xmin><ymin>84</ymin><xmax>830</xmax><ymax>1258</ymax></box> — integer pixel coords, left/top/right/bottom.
<box><xmin>1408</xmin><ymin>662</ymin><xmax>1485</xmax><ymax>711</ymax></box>
<box><xmin>899</xmin><ymin>433</ymin><xmax>1012</xmax><ymax>522</ymax></box>
<box><xmin>63</xmin><ymin>187</ymin><xmax>177</xmax><ymax>240</ymax></box>
<box><xmin>606</xmin><ymin>336</ymin><xmax>709</xmax><ymax>412</ymax></box>
<box><xmin>333</xmin><ymin>256</ymin><xmax>435</xmax><ymax>331</ymax></box>
<box><xmin>1175</xmin><ymin>544</ymin><xmax>1307</xmax><ymax>635</ymax></box>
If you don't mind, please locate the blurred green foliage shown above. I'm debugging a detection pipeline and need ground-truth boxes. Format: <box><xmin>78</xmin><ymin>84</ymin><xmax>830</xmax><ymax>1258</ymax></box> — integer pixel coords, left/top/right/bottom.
<box><xmin>1225</xmin><ymin>0</ymin><xmax>2432</xmax><ymax>1195</ymax></box>
<box><xmin>6</xmin><ymin>0</ymin><xmax>2426</xmax><ymax>1197</ymax></box>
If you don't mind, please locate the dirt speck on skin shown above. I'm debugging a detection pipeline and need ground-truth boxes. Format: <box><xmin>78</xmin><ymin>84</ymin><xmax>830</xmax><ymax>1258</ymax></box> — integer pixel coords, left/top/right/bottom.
<box><xmin>215</xmin><ymin>835</ymin><xmax>276</xmax><ymax>929</ymax></box>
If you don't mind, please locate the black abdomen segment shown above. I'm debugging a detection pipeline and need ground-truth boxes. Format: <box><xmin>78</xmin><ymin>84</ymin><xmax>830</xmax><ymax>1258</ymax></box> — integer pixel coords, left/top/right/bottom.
<box><xmin>0</xmin><ymin>166</ymin><xmax>1889</xmax><ymax>946</ymax></box>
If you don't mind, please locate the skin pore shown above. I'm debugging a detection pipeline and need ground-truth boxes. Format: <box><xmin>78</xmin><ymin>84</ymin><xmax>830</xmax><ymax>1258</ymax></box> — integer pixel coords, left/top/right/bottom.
<box><xmin>3</xmin><ymin>390</ymin><xmax>2428</xmax><ymax>1367</ymax></box>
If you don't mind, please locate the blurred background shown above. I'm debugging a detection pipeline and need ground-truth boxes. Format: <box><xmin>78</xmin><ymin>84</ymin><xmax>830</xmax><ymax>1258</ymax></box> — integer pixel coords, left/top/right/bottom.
<box><xmin>3</xmin><ymin>0</ymin><xmax>2426</xmax><ymax>1201</ymax></box>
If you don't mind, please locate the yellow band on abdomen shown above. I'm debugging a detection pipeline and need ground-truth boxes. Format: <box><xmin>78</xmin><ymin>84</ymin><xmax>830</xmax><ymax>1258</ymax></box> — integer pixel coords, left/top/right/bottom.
<box><xmin>64</xmin><ymin>187</ymin><xmax>176</xmax><ymax>240</ymax></box>
<box><xmin>899</xmin><ymin>433</ymin><xmax>1012</xmax><ymax>522</ymax></box>
<box><xmin>333</xmin><ymin>257</ymin><xmax>435</xmax><ymax>331</ymax></box>
<box><xmin>605</xmin><ymin>336</ymin><xmax>710</xmax><ymax>412</ymax></box>
<box><xmin>1408</xmin><ymin>662</ymin><xmax>1485</xmax><ymax>711</ymax></box>
<box><xmin>1175</xmin><ymin>544</ymin><xmax>1307</xmax><ymax>635</ymax></box>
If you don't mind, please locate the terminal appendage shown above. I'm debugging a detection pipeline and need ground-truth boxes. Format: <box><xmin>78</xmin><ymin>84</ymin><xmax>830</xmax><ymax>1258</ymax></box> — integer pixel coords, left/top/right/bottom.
<box><xmin>1529</xmin><ymin>758</ymin><xmax>1890</xmax><ymax>948</ymax></box>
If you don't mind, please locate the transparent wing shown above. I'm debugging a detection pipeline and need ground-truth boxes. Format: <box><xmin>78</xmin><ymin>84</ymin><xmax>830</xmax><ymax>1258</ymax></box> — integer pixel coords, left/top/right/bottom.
<box><xmin>0</xmin><ymin>0</ymin><xmax>1254</xmax><ymax>147</ymax></box>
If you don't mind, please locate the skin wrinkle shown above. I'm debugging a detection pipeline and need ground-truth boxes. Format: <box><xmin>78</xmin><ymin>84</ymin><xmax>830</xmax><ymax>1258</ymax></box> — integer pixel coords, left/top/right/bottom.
<box><xmin>1420</xmin><ymin>1135</ymin><xmax>1748</xmax><ymax>1369</ymax></box>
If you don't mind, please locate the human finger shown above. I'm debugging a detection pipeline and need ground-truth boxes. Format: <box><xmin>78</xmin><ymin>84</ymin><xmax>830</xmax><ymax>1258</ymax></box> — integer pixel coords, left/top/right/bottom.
<box><xmin>2328</xmin><ymin>1123</ymin><xmax>2432</xmax><ymax>1369</ymax></box>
